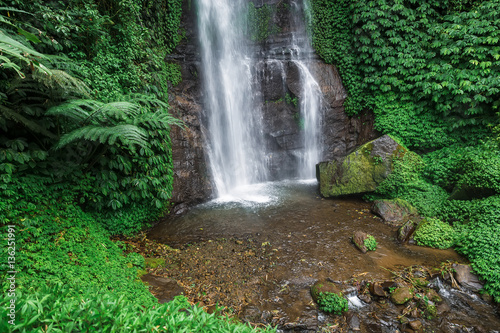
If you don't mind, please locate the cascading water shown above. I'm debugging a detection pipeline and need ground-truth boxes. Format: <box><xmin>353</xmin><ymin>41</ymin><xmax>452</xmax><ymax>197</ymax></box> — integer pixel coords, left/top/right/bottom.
<box><xmin>289</xmin><ymin>0</ymin><xmax>323</xmax><ymax>179</ymax></box>
<box><xmin>197</xmin><ymin>0</ymin><xmax>268</xmax><ymax>198</ymax></box>
<box><xmin>197</xmin><ymin>0</ymin><xmax>323</xmax><ymax>200</ymax></box>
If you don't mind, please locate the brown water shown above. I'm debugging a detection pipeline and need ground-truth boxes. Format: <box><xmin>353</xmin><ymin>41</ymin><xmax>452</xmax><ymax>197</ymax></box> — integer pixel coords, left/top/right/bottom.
<box><xmin>149</xmin><ymin>180</ymin><xmax>500</xmax><ymax>332</ymax></box>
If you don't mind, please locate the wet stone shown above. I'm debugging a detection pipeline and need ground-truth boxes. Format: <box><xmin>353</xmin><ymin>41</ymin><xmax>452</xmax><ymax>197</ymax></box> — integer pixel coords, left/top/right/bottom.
<box><xmin>241</xmin><ymin>306</ymin><xmax>262</xmax><ymax>323</ymax></box>
<box><xmin>345</xmin><ymin>311</ymin><xmax>361</xmax><ymax>331</ymax></box>
<box><xmin>390</xmin><ymin>287</ymin><xmax>413</xmax><ymax>305</ymax></box>
<box><xmin>352</xmin><ymin>231</ymin><xmax>369</xmax><ymax>253</ymax></box>
<box><xmin>436</xmin><ymin>302</ymin><xmax>450</xmax><ymax>316</ymax></box>
<box><xmin>310</xmin><ymin>280</ymin><xmax>341</xmax><ymax>303</ymax></box>
<box><xmin>398</xmin><ymin>219</ymin><xmax>418</xmax><ymax>243</ymax></box>
<box><xmin>409</xmin><ymin>320</ymin><xmax>422</xmax><ymax>331</ymax></box>
<box><xmin>358</xmin><ymin>294</ymin><xmax>372</xmax><ymax>304</ymax></box>
<box><xmin>452</xmin><ymin>264</ymin><xmax>483</xmax><ymax>292</ymax></box>
<box><xmin>425</xmin><ymin>289</ymin><xmax>442</xmax><ymax>304</ymax></box>
<box><xmin>371</xmin><ymin>199</ymin><xmax>417</xmax><ymax>225</ymax></box>
<box><xmin>369</xmin><ymin>282</ymin><xmax>387</xmax><ymax>297</ymax></box>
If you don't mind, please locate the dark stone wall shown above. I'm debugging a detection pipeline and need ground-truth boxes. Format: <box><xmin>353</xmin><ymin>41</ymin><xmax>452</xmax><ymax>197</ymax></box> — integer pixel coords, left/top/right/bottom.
<box><xmin>167</xmin><ymin>0</ymin><xmax>377</xmax><ymax>207</ymax></box>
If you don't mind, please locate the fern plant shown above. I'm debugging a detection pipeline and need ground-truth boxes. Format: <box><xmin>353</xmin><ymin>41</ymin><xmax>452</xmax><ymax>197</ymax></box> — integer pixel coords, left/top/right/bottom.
<box><xmin>46</xmin><ymin>94</ymin><xmax>183</xmax><ymax>211</ymax></box>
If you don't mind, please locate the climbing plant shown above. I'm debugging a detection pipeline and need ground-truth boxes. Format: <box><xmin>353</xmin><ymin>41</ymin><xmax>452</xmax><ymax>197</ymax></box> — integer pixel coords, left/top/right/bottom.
<box><xmin>247</xmin><ymin>2</ymin><xmax>279</xmax><ymax>42</ymax></box>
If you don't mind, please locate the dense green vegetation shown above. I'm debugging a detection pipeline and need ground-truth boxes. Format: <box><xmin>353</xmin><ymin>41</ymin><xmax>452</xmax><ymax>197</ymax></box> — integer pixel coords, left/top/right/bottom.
<box><xmin>316</xmin><ymin>292</ymin><xmax>349</xmax><ymax>315</ymax></box>
<box><xmin>0</xmin><ymin>285</ymin><xmax>275</xmax><ymax>332</ymax></box>
<box><xmin>310</xmin><ymin>0</ymin><xmax>500</xmax><ymax>302</ymax></box>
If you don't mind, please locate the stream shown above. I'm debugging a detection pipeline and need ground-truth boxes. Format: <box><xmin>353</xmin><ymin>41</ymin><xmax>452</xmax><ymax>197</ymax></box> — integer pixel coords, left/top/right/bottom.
<box><xmin>148</xmin><ymin>180</ymin><xmax>500</xmax><ymax>332</ymax></box>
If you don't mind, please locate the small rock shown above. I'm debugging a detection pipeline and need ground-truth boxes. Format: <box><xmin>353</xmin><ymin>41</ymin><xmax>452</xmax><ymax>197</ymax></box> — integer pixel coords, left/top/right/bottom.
<box><xmin>358</xmin><ymin>294</ymin><xmax>372</xmax><ymax>304</ymax></box>
<box><xmin>398</xmin><ymin>219</ymin><xmax>418</xmax><ymax>243</ymax></box>
<box><xmin>369</xmin><ymin>282</ymin><xmax>387</xmax><ymax>297</ymax></box>
<box><xmin>409</xmin><ymin>320</ymin><xmax>422</xmax><ymax>331</ymax></box>
<box><xmin>173</xmin><ymin>203</ymin><xmax>189</xmax><ymax>215</ymax></box>
<box><xmin>241</xmin><ymin>305</ymin><xmax>262</xmax><ymax>322</ymax></box>
<box><xmin>452</xmin><ymin>264</ymin><xmax>483</xmax><ymax>292</ymax></box>
<box><xmin>310</xmin><ymin>280</ymin><xmax>341</xmax><ymax>304</ymax></box>
<box><xmin>381</xmin><ymin>280</ymin><xmax>397</xmax><ymax>290</ymax></box>
<box><xmin>390</xmin><ymin>287</ymin><xmax>413</xmax><ymax>305</ymax></box>
<box><xmin>352</xmin><ymin>231</ymin><xmax>368</xmax><ymax>253</ymax></box>
<box><xmin>410</xmin><ymin>309</ymin><xmax>419</xmax><ymax>318</ymax></box>
<box><xmin>345</xmin><ymin>311</ymin><xmax>361</xmax><ymax>331</ymax></box>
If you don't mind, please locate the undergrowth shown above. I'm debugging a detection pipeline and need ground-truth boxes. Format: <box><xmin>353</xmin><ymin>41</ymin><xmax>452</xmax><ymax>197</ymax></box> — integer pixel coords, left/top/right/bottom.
<box><xmin>0</xmin><ymin>284</ymin><xmax>276</xmax><ymax>333</ymax></box>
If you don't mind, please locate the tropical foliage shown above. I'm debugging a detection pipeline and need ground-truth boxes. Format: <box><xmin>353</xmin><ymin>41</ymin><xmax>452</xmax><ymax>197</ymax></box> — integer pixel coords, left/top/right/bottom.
<box><xmin>310</xmin><ymin>0</ymin><xmax>500</xmax><ymax>301</ymax></box>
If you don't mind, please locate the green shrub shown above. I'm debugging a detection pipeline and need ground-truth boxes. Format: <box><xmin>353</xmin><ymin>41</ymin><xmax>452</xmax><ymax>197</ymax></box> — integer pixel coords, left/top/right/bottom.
<box><xmin>0</xmin><ymin>284</ymin><xmax>276</xmax><ymax>333</ymax></box>
<box><xmin>316</xmin><ymin>292</ymin><xmax>348</xmax><ymax>315</ymax></box>
<box><xmin>453</xmin><ymin>196</ymin><xmax>500</xmax><ymax>301</ymax></box>
<box><xmin>364</xmin><ymin>235</ymin><xmax>377</xmax><ymax>251</ymax></box>
<box><xmin>414</xmin><ymin>218</ymin><xmax>457</xmax><ymax>249</ymax></box>
<box><xmin>127</xmin><ymin>252</ymin><xmax>145</xmax><ymax>269</ymax></box>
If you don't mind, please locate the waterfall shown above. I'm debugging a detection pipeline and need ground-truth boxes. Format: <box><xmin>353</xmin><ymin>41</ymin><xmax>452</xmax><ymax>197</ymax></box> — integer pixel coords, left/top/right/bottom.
<box><xmin>197</xmin><ymin>0</ymin><xmax>323</xmax><ymax>199</ymax></box>
<box><xmin>197</xmin><ymin>0</ymin><xmax>268</xmax><ymax>197</ymax></box>
<box><xmin>289</xmin><ymin>0</ymin><xmax>323</xmax><ymax>179</ymax></box>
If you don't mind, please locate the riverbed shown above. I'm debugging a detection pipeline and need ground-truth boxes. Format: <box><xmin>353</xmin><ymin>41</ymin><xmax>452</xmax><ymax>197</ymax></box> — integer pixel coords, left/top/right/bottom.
<box><xmin>148</xmin><ymin>180</ymin><xmax>500</xmax><ymax>332</ymax></box>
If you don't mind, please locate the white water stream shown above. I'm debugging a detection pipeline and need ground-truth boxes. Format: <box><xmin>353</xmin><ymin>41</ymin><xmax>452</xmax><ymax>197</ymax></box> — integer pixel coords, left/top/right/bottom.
<box><xmin>197</xmin><ymin>0</ymin><xmax>323</xmax><ymax>201</ymax></box>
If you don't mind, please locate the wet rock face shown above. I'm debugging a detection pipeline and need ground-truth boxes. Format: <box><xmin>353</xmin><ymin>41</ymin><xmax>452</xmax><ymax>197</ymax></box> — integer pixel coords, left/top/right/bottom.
<box><xmin>167</xmin><ymin>1</ymin><xmax>212</xmax><ymax>206</ymax></box>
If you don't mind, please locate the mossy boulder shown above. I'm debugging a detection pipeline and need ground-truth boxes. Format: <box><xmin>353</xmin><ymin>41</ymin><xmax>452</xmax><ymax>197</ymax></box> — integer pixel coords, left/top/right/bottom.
<box><xmin>372</xmin><ymin>198</ymin><xmax>418</xmax><ymax>224</ymax></box>
<box><xmin>317</xmin><ymin>135</ymin><xmax>408</xmax><ymax>197</ymax></box>
<box><xmin>390</xmin><ymin>287</ymin><xmax>414</xmax><ymax>305</ymax></box>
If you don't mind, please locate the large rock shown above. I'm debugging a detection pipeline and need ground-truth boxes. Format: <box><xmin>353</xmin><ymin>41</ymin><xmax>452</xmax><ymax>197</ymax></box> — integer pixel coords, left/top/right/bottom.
<box><xmin>452</xmin><ymin>264</ymin><xmax>484</xmax><ymax>292</ymax></box>
<box><xmin>371</xmin><ymin>199</ymin><xmax>418</xmax><ymax>224</ymax></box>
<box><xmin>317</xmin><ymin>135</ymin><xmax>408</xmax><ymax>197</ymax></box>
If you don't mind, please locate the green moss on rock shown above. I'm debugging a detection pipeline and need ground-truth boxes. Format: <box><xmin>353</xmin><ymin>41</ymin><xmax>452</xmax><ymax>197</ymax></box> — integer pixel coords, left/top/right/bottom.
<box><xmin>317</xmin><ymin>135</ymin><xmax>408</xmax><ymax>197</ymax></box>
<box><xmin>145</xmin><ymin>258</ymin><xmax>166</xmax><ymax>269</ymax></box>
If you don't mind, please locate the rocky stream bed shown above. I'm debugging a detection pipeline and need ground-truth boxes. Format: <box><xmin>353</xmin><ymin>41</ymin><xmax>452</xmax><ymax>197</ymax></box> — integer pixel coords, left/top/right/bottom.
<box><xmin>124</xmin><ymin>181</ymin><xmax>500</xmax><ymax>332</ymax></box>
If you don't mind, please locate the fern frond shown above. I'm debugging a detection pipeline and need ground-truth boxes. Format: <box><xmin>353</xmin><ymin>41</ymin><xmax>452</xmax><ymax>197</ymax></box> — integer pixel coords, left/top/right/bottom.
<box><xmin>0</xmin><ymin>105</ymin><xmax>57</xmax><ymax>139</ymax></box>
<box><xmin>0</xmin><ymin>29</ymin><xmax>50</xmax><ymax>76</ymax></box>
<box><xmin>46</xmin><ymin>99</ymin><xmax>100</xmax><ymax>123</ymax></box>
<box><xmin>55</xmin><ymin>124</ymin><xmax>149</xmax><ymax>150</ymax></box>
<box><xmin>47</xmin><ymin>99</ymin><xmax>143</xmax><ymax>125</ymax></box>
<box><xmin>32</xmin><ymin>69</ymin><xmax>90</xmax><ymax>98</ymax></box>
<box><xmin>133</xmin><ymin>111</ymin><xmax>184</xmax><ymax>130</ymax></box>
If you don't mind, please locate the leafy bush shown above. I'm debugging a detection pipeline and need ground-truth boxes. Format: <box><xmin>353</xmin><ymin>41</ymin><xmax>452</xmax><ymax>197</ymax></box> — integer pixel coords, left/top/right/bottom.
<box><xmin>453</xmin><ymin>196</ymin><xmax>500</xmax><ymax>301</ymax></box>
<box><xmin>311</xmin><ymin>0</ymin><xmax>499</xmax><ymax>146</ymax></box>
<box><xmin>127</xmin><ymin>252</ymin><xmax>145</xmax><ymax>269</ymax></box>
<box><xmin>0</xmin><ymin>284</ymin><xmax>276</xmax><ymax>333</ymax></box>
<box><xmin>364</xmin><ymin>235</ymin><xmax>377</xmax><ymax>251</ymax></box>
<box><xmin>414</xmin><ymin>218</ymin><xmax>456</xmax><ymax>249</ymax></box>
<box><xmin>316</xmin><ymin>292</ymin><xmax>348</xmax><ymax>315</ymax></box>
